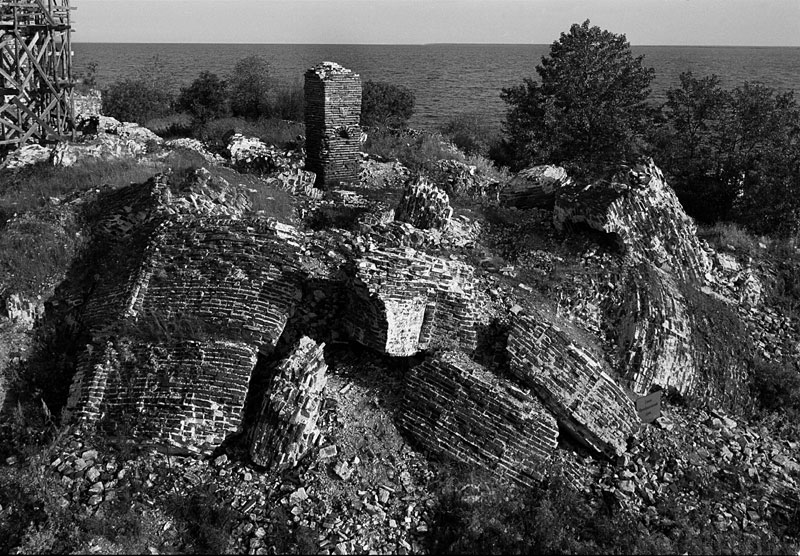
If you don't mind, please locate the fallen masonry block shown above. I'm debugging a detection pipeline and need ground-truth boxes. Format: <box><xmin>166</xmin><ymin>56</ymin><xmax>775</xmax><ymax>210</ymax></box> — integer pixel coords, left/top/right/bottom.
<box><xmin>250</xmin><ymin>337</ymin><xmax>328</xmax><ymax>470</ymax></box>
<box><xmin>553</xmin><ymin>158</ymin><xmax>710</xmax><ymax>283</ymax></box>
<box><xmin>65</xmin><ymin>339</ymin><xmax>258</xmax><ymax>455</ymax></box>
<box><xmin>395</xmin><ymin>177</ymin><xmax>453</xmax><ymax>230</ymax></box>
<box><xmin>507</xmin><ymin>312</ymin><xmax>639</xmax><ymax>457</ymax></box>
<box><xmin>500</xmin><ymin>165</ymin><xmax>570</xmax><ymax>209</ymax></box>
<box><xmin>616</xmin><ymin>263</ymin><xmax>697</xmax><ymax>397</ymax></box>
<box><xmin>399</xmin><ymin>351</ymin><xmax>558</xmax><ymax>488</ymax></box>
<box><xmin>227</xmin><ymin>133</ymin><xmax>300</xmax><ymax>175</ymax></box>
<box><xmin>344</xmin><ymin>246</ymin><xmax>478</xmax><ymax>356</ymax></box>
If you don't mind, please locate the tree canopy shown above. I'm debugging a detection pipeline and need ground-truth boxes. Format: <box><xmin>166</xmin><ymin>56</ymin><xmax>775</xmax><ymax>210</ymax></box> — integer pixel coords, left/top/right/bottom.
<box><xmin>500</xmin><ymin>20</ymin><xmax>655</xmax><ymax>171</ymax></box>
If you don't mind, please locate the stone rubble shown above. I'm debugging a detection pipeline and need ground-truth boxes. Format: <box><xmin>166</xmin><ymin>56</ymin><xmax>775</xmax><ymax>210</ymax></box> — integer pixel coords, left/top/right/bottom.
<box><xmin>165</xmin><ymin>137</ymin><xmax>225</xmax><ymax>164</ymax></box>
<box><xmin>227</xmin><ymin>133</ymin><xmax>303</xmax><ymax>175</ymax></box>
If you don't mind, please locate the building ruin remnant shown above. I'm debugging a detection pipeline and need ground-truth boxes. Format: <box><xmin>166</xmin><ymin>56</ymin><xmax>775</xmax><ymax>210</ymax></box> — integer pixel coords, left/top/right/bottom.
<box><xmin>0</xmin><ymin>0</ymin><xmax>74</xmax><ymax>155</ymax></box>
<box><xmin>304</xmin><ymin>61</ymin><xmax>362</xmax><ymax>187</ymax></box>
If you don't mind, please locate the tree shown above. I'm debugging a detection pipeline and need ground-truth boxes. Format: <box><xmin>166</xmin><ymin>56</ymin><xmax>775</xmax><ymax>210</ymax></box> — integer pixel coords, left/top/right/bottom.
<box><xmin>654</xmin><ymin>73</ymin><xmax>800</xmax><ymax>233</ymax></box>
<box><xmin>440</xmin><ymin>112</ymin><xmax>496</xmax><ymax>157</ymax></box>
<box><xmin>176</xmin><ymin>71</ymin><xmax>229</xmax><ymax>123</ymax></box>
<box><xmin>101</xmin><ymin>56</ymin><xmax>176</xmax><ymax>124</ymax></box>
<box><xmin>360</xmin><ymin>80</ymin><xmax>415</xmax><ymax>128</ymax></box>
<box><xmin>500</xmin><ymin>20</ymin><xmax>655</xmax><ymax>171</ymax></box>
<box><xmin>228</xmin><ymin>55</ymin><xmax>272</xmax><ymax>120</ymax></box>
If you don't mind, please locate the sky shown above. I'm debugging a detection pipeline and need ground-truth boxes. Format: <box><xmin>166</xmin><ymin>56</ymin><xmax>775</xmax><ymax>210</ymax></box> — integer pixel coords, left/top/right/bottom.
<box><xmin>70</xmin><ymin>0</ymin><xmax>800</xmax><ymax>46</ymax></box>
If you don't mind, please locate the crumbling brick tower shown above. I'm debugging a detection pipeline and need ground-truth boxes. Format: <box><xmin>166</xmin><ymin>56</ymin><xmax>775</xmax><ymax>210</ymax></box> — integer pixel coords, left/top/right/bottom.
<box><xmin>304</xmin><ymin>62</ymin><xmax>362</xmax><ymax>187</ymax></box>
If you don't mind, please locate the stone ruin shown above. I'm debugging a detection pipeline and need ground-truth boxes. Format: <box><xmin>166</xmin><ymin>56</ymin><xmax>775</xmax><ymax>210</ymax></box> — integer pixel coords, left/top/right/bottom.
<box><xmin>507</xmin><ymin>311</ymin><xmax>640</xmax><ymax>457</ymax></box>
<box><xmin>394</xmin><ymin>177</ymin><xmax>453</xmax><ymax>230</ymax></box>
<box><xmin>500</xmin><ymin>165</ymin><xmax>571</xmax><ymax>209</ymax></box>
<box><xmin>399</xmin><ymin>351</ymin><xmax>558</xmax><ymax>488</ymax></box>
<box><xmin>250</xmin><ymin>337</ymin><xmax>328</xmax><ymax>470</ymax></box>
<box><xmin>344</xmin><ymin>246</ymin><xmax>478</xmax><ymax>356</ymax></box>
<box><xmin>305</xmin><ymin>62</ymin><xmax>362</xmax><ymax>187</ymax></box>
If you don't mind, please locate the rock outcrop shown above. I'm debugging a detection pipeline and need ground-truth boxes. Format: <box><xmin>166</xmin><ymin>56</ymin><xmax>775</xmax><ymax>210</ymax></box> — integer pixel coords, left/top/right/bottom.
<box><xmin>394</xmin><ymin>177</ymin><xmax>452</xmax><ymax>230</ymax></box>
<box><xmin>250</xmin><ymin>337</ymin><xmax>328</xmax><ymax>470</ymax></box>
<box><xmin>507</xmin><ymin>311</ymin><xmax>640</xmax><ymax>457</ymax></box>
<box><xmin>399</xmin><ymin>351</ymin><xmax>559</xmax><ymax>488</ymax></box>
<box><xmin>344</xmin><ymin>247</ymin><xmax>478</xmax><ymax>356</ymax></box>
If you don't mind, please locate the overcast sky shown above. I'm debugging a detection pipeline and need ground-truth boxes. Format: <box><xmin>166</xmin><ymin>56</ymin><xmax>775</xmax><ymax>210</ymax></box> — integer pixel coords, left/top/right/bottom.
<box><xmin>71</xmin><ymin>0</ymin><xmax>800</xmax><ymax>46</ymax></box>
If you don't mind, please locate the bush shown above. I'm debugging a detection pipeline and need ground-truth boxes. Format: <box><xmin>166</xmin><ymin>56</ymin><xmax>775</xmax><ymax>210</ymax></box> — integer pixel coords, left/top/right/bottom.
<box><xmin>102</xmin><ymin>78</ymin><xmax>174</xmax><ymax>125</ymax></box>
<box><xmin>440</xmin><ymin>113</ymin><xmax>497</xmax><ymax>157</ymax></box>
<box><xmin>229</xmin><ymin>55</ymin><xmax>272</xmax><ymax>120</ymax></box>
<box><xmin>501</xmin><ymin>19</ymin><xmax>655</xmax><ymax>171</ymax></box>
<box><xmin>360</xmin><ymin>80</ymin><xmax>415</xmax><ymax>128</ymax></box>
<box><xmin>364</xmin><ymin>128</ymin><xmax>462</xmax><ymax>173</ymax></box>
<box><xmin>271</xmin><ymin>81</ymin><xmax>305</xmax><ymax>121</ymax></box>
<box><xmin>102</xmin><ymin>56</ymin><xmax>175</xmax><ymax>124</ymax></box>
<box><xmin>176</xmin><ymin>71</ymin><xmax>229</xmax><ymax>124</ymax></box>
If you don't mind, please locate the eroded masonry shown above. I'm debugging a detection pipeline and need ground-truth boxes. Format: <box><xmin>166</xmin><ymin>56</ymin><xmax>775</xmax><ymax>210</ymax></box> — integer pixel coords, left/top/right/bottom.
<box><xmin>304</xmin><ymin>62</ymin><xmax>362</xmax><ymax>187</ymax></box>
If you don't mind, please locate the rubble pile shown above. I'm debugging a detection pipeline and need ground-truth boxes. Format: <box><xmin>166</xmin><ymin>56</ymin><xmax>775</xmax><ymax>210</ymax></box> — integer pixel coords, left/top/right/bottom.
<box><xmin>227</xmin><ymin>134</ymin><xmax>302</xmax><ymax>175</ymax></box>
<box><xmin>266</xmin><ymin>168</ymin><xmax>321</xmax><ymax>199</ymax></box>
<box><xmin>500</xmin><ymin>165</ymin><xmax>571</xmax><ymax>209</ymax></box>
<box><xmin>359</xmin><ymin>156</ymin><xmax>411</xmax><ymax>189</ymax></box>
<box><xmin>250</xmin><ymin>337</ymin><xmax>328</xmax><ymax>470</ymax></box>
<box><xmin>399</xmin><ymin>351</ymin><xmax>559</xmax><ymax>488</ymax></box>
<box><xmin>430</xmin><ymin>159</ymin><xmax>499</xmax><ymax>199</ymax></box>
<box><xmin>305</xmin><ymin>62</ymin><xmax>362</xmax><ymax>186</ymax></box>
<box><xmin>507</xmin><ymin>311</ymin><xmax>640</xmax><ymax>457</ymax></box>
<box><xmin>394</xmin><ymin>177</ymin><xmax>453</xmax><ymax>230</ymax></box>
<box><xmin>165</xmin><ymin>137</ymin><xmax>226</xmax><ymax>164</ymax></box>
<box><xmin>345</xmin><ymin>246</ymin><xmax>478</xmax><ymax>356</ymax></box>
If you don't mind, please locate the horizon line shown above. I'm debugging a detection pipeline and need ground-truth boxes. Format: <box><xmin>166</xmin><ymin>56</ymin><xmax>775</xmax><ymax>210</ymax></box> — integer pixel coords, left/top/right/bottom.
<box><xmin>71</xmin><ymin>41</ymin><xmax>800</xmax><ymax>48</ymax></box>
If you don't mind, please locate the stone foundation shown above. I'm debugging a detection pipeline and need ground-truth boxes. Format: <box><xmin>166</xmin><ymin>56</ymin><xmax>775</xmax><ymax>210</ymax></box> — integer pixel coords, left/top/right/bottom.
<box><xmin>250</xmin><ymin>337</ymin><xmax>328</xmax><ymax>470</ymax></box>
<box><xmin>507</xmin><ymin>312</ymin><xmax>639</xmax><ymax>457</ymax></box>
<box><xmin>399</xmin><ymin>351</ymin><xmax>558</xmax><ymax>488</ymax></box>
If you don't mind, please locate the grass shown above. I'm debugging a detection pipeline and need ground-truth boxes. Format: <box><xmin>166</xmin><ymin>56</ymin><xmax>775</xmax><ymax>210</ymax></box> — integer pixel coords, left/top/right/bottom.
<box><xmin>192</xmin><ymin>116</ymin><xmax>305</xmax><ymax>155</ymax></box>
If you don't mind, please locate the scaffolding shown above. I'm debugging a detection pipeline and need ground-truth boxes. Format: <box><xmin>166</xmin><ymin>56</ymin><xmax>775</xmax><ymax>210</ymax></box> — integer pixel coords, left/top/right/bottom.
<box><xmin>0</xmin><ymin>0</ymin><xmax>74</xmax><ymax>154</ymax></box>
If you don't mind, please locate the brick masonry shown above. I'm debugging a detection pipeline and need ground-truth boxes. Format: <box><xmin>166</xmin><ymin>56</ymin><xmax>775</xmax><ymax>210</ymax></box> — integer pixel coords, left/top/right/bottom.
<box><xmin>66</xmin><ymin>339</ymin><xmax>259</xmax><ymax>454</ymax></box>
<box><xmin>305</xmin><ymin>62</ymin><xmax>362</xmax><ymax>187</ymax></box>
<box><xmin>344</xmin><ymin>246</ymin><xmax>478</xmax><ymax>356</ymax></box>
<box><xmin>553</xmin><ymin>158</ymin><xmax>711</xmax><ymax>283</ymax></box>
<box><xmin>399</xmin><ymin>351</ymin><xmax>559</xmax><ymax>488</ymax></box>
<box><xmin>395</xmin><ymin>177</ymin><xmax>453</xmax><ymax>230</ymax></box>
<box><xmin>507</xmin><ymin>312</ymin><xmax>640</xmax><ymax>457</ymax></box>
<box><xmin>250</xmin><ymin>337</ymin><xmax>328</xmax><ymax>470</ymax></box>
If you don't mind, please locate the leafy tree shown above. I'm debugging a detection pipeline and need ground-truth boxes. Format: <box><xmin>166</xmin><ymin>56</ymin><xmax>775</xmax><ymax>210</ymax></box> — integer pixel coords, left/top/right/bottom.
<box><xmin>176</xmin><ymin>71</ymin><xmax>229</xmax><ymax>123</ymax></box>
<box><xmin>500</xmin><ymin>20</ymin><xmax>655</xmax><ymax>171</ymax></box>
<box><xmin>654</xmin><ymin>73</ymin><xmax>800</xmax><ymax>233</ymax></box>
<box><xmin>360</xmin><ymin>80</ymin><xmax>415</xmax><ymax>128</ymax></box>
<box><xmin>228</xmin><ymin>55</ymin><xmax>272</xmax><ymax>119</ymax></box>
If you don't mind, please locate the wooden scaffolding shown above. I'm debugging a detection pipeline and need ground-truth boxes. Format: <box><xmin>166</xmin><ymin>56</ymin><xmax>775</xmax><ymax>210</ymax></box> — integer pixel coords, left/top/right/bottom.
<box><xmin>0</xmin><ymin>0</ymin><xmax>74</xmax><ymax>155</ymax></box>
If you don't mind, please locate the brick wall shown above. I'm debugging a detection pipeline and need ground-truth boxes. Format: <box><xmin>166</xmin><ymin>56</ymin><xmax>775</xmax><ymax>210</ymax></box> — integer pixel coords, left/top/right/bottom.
<box><xmin>250</xmin><ymin>337</ymin><xmax>328</xmax><ymax>470</ymax></box>
<box><xmin>399</xmin><ymin>351</ymin><xmax>558</xmax><ymax>488</ymax></box>
<box><xmin>305</xmin><ymin>62</ymin><xmax>362</xmax><ymax>187</ymax></box>
<box><xmin>67</xmin><ymin>339</ymin><xmax>258</xmax><ymax>454</ymax></box>
<box><xmin>507</xmin><ymin>312</ymin><xmax>639</xmax><ymax>457</ymax></box>
<box><xmin>345</xmin><ymin>246</ymin><xmax>478</xmax><ymax>356</ymax></box>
